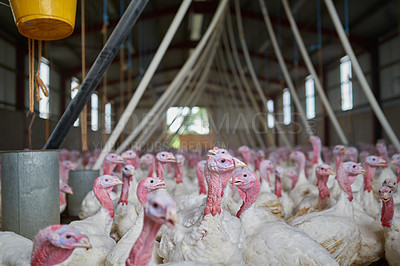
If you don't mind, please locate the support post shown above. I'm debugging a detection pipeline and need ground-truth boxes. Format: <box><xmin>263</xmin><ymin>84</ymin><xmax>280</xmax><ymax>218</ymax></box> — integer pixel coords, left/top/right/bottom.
<box><xmin>258</xmin><ymin>0</ymin><xmax>314</xmax><ymax>137</ymax></box>
<box><xmin>324</xmin><ymin>0</ymin><xmax>400</xmax><ymax>151</ymax></box>
<box><xmin>94</xmin><ymin>0</ymin><xmax>192</xmax><ymax>168</ymax></box>
<box><xmin>106</xmin><ymin>0</ymin><xmax>229</xmax><ymax>159</ymax></box>
<box><xmin>281</xmin><ymin>0</ymin><xmax>348</xmax><ymax>145</ymax></box>
<box><xmin>44</xmin><ymin>0</ymin><xmax>149</xmax><ymax>150</ymax></box>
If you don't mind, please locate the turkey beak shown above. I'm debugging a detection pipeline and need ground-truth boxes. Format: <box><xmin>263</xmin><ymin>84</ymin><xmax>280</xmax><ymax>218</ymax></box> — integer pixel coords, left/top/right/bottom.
<box><xmin>380</xmin><ymin>192</ymin><xmax>391</xmax><ymax>202</ymax></box>
<box><xmin>166</xmin><ymin>154</ymin><xmax>176</xmax><ymax>163</ymax></box>
<box><xmin>73</xmin><ymin>236</ymin><xmax>92</xmax><ymax>249</ymax></box>
<box><xmin>156</xmin><ymin>180</ymin><xmax>166</xmax><ymax>189</ymax></box>
<box><xmin>234</xmin><ymin>158</ymin><xmax>246</xmax><ymax>168</ymax></box>
<box><xmin>129</xmin><ymin>169</ymin><xmax>136</xmax><ymax>176</ymax></box>
<box><xmin>358</xmin><ymin>167</ymin><xmax>366</xmax><ymax>175</ymax></box>
<box><xmin>165</xmin><ymin>206</ymin><xmax>178</xmax><ymax>228</ymax></box>
<box><xmin>116</xmin><ymin>155</ymin><xmax>125</xmax><ymax>164</ymax></box>
<box><xmin>140</xmin><ymin>157</ymin><xmax>146</xmax><ymax>164</ymax></box>
<box><xmin>378</xmin><ymin>158</ymin><xmax>387</xmax><ymax>167</ymax></box>
<box><xmin>208</xmin><ymin>149</ymin><xmax>217</xmax><ymax>155</ymax></box>
<box><xmin>327</xmin><ymin>169</ymin><xmax>335</xmax><ymax>176</ymax></box>
<box><xmin>111</xmin><ymin>177</ymin><xmax>123</xmax><ymax>186</ymax></box>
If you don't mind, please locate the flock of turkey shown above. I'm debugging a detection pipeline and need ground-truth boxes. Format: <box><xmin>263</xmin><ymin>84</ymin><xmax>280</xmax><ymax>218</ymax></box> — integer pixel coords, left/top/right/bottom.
<box><xmin>0</xmin><ymin>135</ymin><xmax>400</xmax><ymax>265</ymax></box>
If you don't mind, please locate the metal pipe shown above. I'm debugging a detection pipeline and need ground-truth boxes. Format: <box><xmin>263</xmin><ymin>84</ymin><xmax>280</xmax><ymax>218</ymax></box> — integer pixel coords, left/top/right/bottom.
<box><xmin>281</xmin><ymin>0</ymin><xmax>348</xmax><ymax>145</ymax></box>
<box><xmin>324</xmin><ymin>0</ymin><xmax>400</xmax><ymax>151</ymax></box>
<box><xmin>233</xmin><ymin>1</ymin><xmax>280</xmax><ymax>148</ymax></box>
<box><xmin>44</xmin><ymin>0</ymin><xmax>149</xmax><ymax>150</ymax></box>
<box><xmin>160</xmin><ymin>32</ymin><xmax>222</xmax><ymax>148</ymax></box>
<box><xmin>214</xmin><ymin>54</ymin><xmax>252</xmax><ymax>147</ymax></box>
<box><xmin>216</xmin><ymin>49</ymin><xmax>258</xmax><ymax>148</ymax></box>
<box><xmin>67</xmin><ymin>170</ymin><xmax>99</xmax><ymax>216</ymax></box>
<box><xmin>133</xmin><ymin>24</ymin><xmax>220</xmax><ymax>149</ymax></box>
<box><xmin>109</xmin><ymin>0</ymin><xmax>229</xmax><ymax>157</ymax></box>
<box><xmin>138</xmin><ymin>28</ymin><xmax>220</xmax><ymax>148</ymax></box>
<box><xmin>93</xmin><ymin>0</ymin><xmax>191</xmax><ymax>168</ymax></box>
<box><xmin>258</xmin><ymin>0</ymin><xmax>314</xmax><ymax>137</ymax></box>
<box><xmin>1</xmin><ymin>150</ymin><xmax>59</xmax><ymax>240</ymax></box>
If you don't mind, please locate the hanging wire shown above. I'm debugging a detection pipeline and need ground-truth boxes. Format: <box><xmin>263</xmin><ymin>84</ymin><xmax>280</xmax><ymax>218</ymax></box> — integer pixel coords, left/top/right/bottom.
<box><xmin>120</xmin><ymin>0</ymin><xmax>125</xmax><ymax>49</ymax></box>
<box><xmin>310</xmin><ymin>0</ymin><xmax>322</xmax><ymax>51</ymax></box>
<box><xmin>344</xmin><ymin>0</ymin><xmax>349</xmax><ymax>35</ymax></box>
<box><xmin>276</xmin><ymin>0</ymin><xmax>283</xmax><ymax>80</ymax></box>
<box><xmin>292</xmin><ymin>0</ymin><xmax>299</xmax><ymax>67</ymax></box>
<box><xmin>103</xmin><ymin>0</ymin><xmax>109</xmax><ymax>26</ymax></box>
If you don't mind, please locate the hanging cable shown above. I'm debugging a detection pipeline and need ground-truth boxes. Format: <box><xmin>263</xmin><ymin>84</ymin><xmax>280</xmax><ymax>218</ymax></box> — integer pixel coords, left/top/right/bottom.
<box><xmin>80</xmin><ymin>0</ymin><xmax>88</xmax><ymax>151</ymax></box>
<box><xmin>102</xmin><ymin>0</ymin><xmax>109</xmax><ymax>145</ymax></box>
<box><xmin>344</xmin><ymin>0</ymin><xmax>349</xmax><ymax>35</ymax></box>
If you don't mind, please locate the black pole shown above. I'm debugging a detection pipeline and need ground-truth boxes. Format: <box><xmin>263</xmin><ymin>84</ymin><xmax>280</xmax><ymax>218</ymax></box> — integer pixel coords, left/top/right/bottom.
<box><xmin>43</xmin><ymin>0</ymin><xmax>149</xmax><ymax>149</ymax></box>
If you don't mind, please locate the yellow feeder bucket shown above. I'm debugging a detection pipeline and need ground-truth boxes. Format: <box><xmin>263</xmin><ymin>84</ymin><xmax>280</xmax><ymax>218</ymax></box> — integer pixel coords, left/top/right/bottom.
<box><xmin>9</xmin><ymin>0</ymin><xmax>77</xmax><ymax>41</ymax></box>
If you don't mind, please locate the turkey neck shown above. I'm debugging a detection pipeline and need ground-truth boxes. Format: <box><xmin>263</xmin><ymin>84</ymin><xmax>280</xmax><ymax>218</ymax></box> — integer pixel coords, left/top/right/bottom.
<box><xmin>363</xmin><ymin>163</ymin><xmax>376</xmax><ymax>192</ymax></box>
<box><xmin>241</xmin><ymin>151</ymin><xmax>251</xmax><ymax>166</ymax></box>
<box><xmin>336</xmin><ymin>167</ymin><xmax>358</xmax><ymax>202</ymax></box>
<box><xmin>335</xmin><ymin>153</ymin><xmax>343</xmax><ymax>175</ymax></box>
<box><xmin>196</xmin><ymin>165</ymin><xmax>207</xmax><ymax>195</ymax></box>
<box><xmin>156</xmin><ymin>161</ymin><xmax>165</xmax><ymax>180</ymax></box>
<box><xmin>137</xmin><ymin>185</ymin><xmax>152</xmax><ymax>206</ymax></box>
<box><xmin>31</xmin><ymin>241</ymin><xmax>73</xmax><ymax>266</ymax></box>
<box><xmin>59</xmin><ymin>167</ymin><xmax>69</xmax><ymax>184</ymax></box>
<box><xmin>119</xmin><ymin>175</ymin><xmax>131</xmax><ymax>204</ymax></box>
<box><xmin>316</xmin><ymin>173</ymin><xmax>330</xmax><ymax>199</ymax></box>
<box><xmin>204</xmin><ymin>170</ymin><xmax>223</xmax><ymax>216</ymax></box>
<box><xmin>174</xmin><ymin>164</ymin><xmax>184</xmax><ymax>184</ymax></box>
<box><xmin>274</xmin><ymin>176</ymin><xmax>282</xmax><ymax>198</ymax></box>
<box><xmin>147</xmin><ymin>161</ymin><xmax>155</xmax><ymax>177</ymax></box>
<box><xmin>295</xmin><ymin>156</ymin><xmax>307</xmax><ymax>185</ymax></box>
<box><xmin>60</xmin><ymin>191</ymin><xmax>66</xmax><ymax>207</ymax></box>
<box><xmin>103</xmin><ymin>162</ymin><xmax>116</xmax><ymax>175</ymax></box>
<box><xmin>312</xmin><ymin>141</ymin><xmax>321</xmax><ymax>165</ymax></box>
<box><xmin>237</xmin><ymin>179</ymin><xmax>260</xmax><ymax>218</ymax></box>
<box><xmin>126</xmin><ymin>215</ymin><xmax>162</xmax><ymax>266</ymax></box>
<box><xmin>381</xmin><ymin>198</ymin><xmax>394</xmax><ymax>228</ymax></box>
<box><xmin>94</xmin><ymin>184</ymin><xmax>114</xmax><ymax>218</ymax></box>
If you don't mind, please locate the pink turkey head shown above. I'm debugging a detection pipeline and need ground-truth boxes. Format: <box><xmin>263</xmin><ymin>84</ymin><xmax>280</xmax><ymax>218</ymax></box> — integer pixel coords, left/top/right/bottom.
<box><xmin>140</xmin><ymin>153</ymin><xmax>156</xmax><ymax>166</ymax></box>
<box><xmin>364</xmin><ymin>155</ymin><xmax>386</xmax><ymax>167</ymax></box>
<box><xmin>156</xmin><ymin>152</ymin><xmax>176</xmax><ymax>163</ymax></box>
<box><xmin>59</xmin><ymin>183</ymin><xmax>73</xmax><ymax>195</ymax></box>
<box><xmin>122</xmin><ymin>150</ymin><xmax>138</xmax><ymax>166</ymax></box>
<box><xmin>382</xmin><ymin>178</ymin><xmax>397</xmax><ymax>191</ymax></box>
<box><xmin>40</xmin><ymin>225</ymin><xmax>91</xmax><ymax>250</ymax></box>
<box><xmin>144</xmin><ymin>194</ymin><xmax>178</xmax><ymax>228</ymax></box>
<box><xmin>316</xmin><ymin>164</ymin><xmax>335</xmax><ymax>177</ymax></box>
<box><xmin>378</xmin><ymin>185</ymin><xmax>393</xmax><ymax>202</ymax></box>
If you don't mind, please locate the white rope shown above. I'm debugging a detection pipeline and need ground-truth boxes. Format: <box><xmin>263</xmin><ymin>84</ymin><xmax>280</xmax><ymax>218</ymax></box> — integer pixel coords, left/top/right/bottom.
<box><xmin>147</xmin><ymin>27</ymin><xmax>221</xmax><ymax>147</ymax></box>
<box><xmin>216</xmin><ymin>48</ymin><xmax>259</xmax><ymax>148</ymax></box>
<box><xmin>94</xmin><ymin>0</ymin><xmax>192</xmax><ymax>169</ymax></box>
<box><xmin>324</xmin><ymin>0</ymin><xmax>400</xmax><ymax>151</ymax></box>
<box><xmin>157</xmin><ymin>27</ymin><xmax>223</xmax><ymax>149</ymax></box>
<box><xmin>233</xmin><ymin>0</ymin><xmax>282</xmax><ymax>148</ymax></box>
<box><xmin>134</xmin><ymin>23</ymin><xmax>222</xmax><ymax>149</ymax></box>
<box><xmin>281</xmin><ymin>0</ymin><xmax>348</xmax><ymax>145</ymax></box>
<box><xmin>258</xmin><ymin>0</ymin><xmax>314</xmax><ymax>137</ymax></box>
<box><xmin>111</xmin><ymin>0</ymin><xmax>229</xmax><ymax>156</ymax></box>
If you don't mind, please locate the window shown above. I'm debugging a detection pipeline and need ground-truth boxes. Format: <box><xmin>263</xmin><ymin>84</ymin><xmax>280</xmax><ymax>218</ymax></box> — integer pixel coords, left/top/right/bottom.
<box><xmin>305</xmin><ymin>75</ymin><xmax>315</xmax><ymax>119</ymax></box>
<box><xmin>91</xmin><ymin>94</ymin><xmax>98</xmax><ymax>131</ymax></box>
<box><xmin>39</xmin><ymin>58</ymin><xmax>50</xmax><ymax>119</ymax></box>
<box><xmin>105</xmin><ymin>103</ymin><xmax>112</xmax><ymax>134</ymax></box>
<box><xmin>71</xmin><ymin>78</ymin><xmax>80</xmax><ymax>127</ymax></box>
<box><xmin>166</xmin><ymin>106</ymin><xmax>209</xmax><ymax>135</ymax></box>
<box><xmin>267</xmin><ymin>99</ymin><xmax>274</xmax><ymax>128</ymax></box>
<box><xmin>340</xmin><ymin>55</ymin><xmax>353</xmax><ymax>111</ymax></box>
<box><xmin>283</xmin><ymin>89</ymin><xmax>291</xmax><ymax>125</ymax></box>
